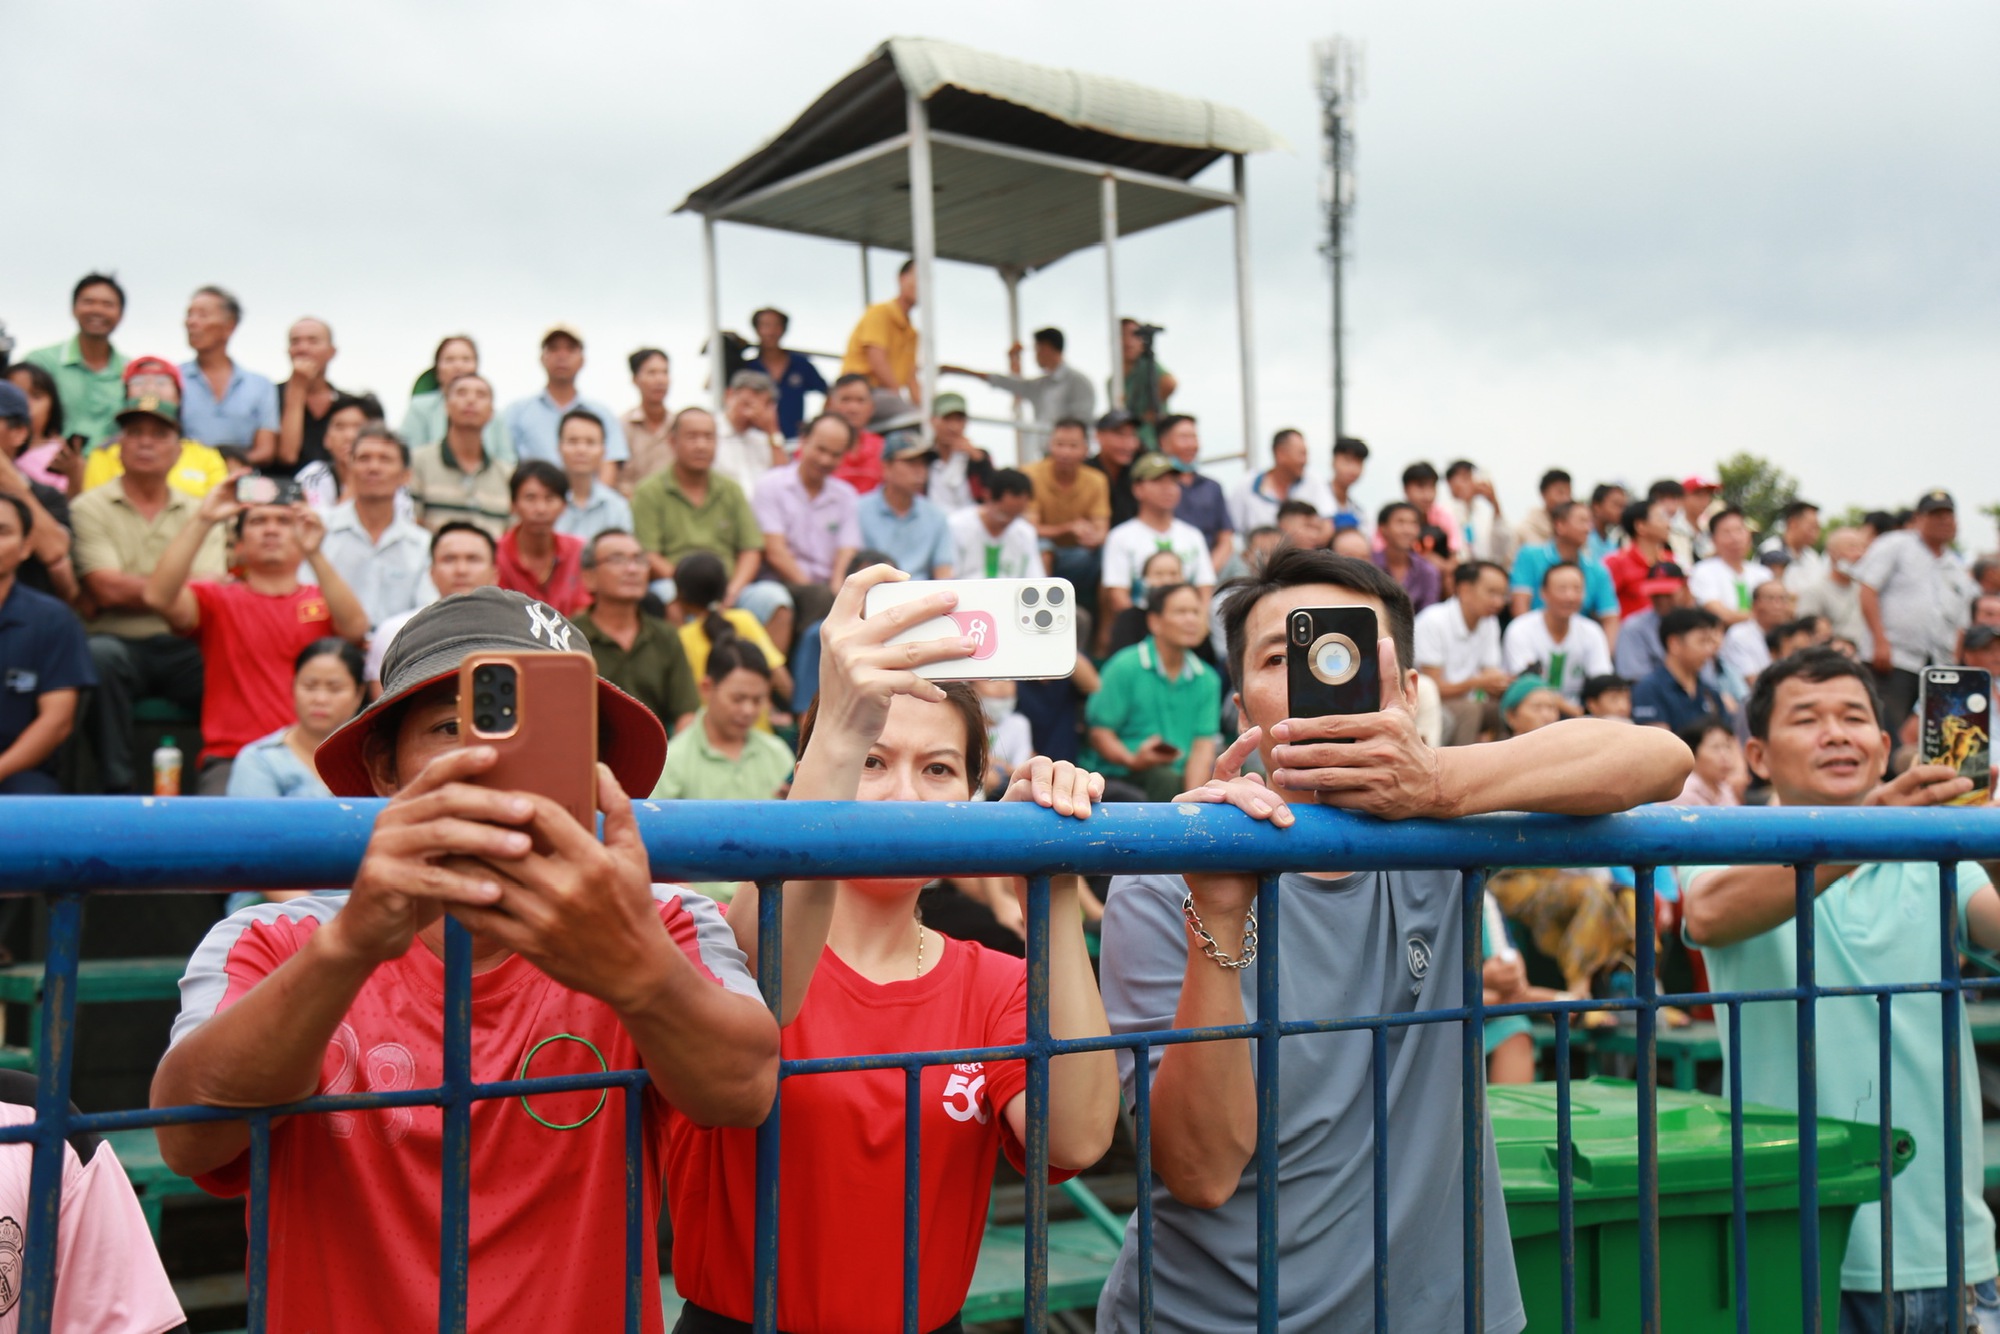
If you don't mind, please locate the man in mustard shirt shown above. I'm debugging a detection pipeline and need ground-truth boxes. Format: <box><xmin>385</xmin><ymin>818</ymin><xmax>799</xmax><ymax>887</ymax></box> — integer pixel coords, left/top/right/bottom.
<box><xmin>840</xmin><ymin>259</ymin><xmax>919</xmax><ymax>404</ymax></box>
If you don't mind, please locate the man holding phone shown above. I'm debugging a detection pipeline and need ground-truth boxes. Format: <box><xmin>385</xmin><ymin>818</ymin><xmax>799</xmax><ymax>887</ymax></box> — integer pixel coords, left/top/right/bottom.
<box><xmin>144</xmin><ymin>484</ymin><xmax>369</xmax><ymax>792</ymax></box>
<box><xmin>1096</xmin><ymin>546</ymin><xmax>1693</xmax><ymax>1333</ymax></box>
<box><xmin>153</xmin><ymin>587</ymin><xmax>777</xmax><ymax>1331</ymax></box>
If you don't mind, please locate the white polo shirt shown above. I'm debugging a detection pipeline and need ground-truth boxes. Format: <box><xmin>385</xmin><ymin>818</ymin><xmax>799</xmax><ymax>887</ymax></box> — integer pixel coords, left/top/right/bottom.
<box><xmin>1413</xmin><ymin>598</ymin><xmax>1503</xmax><ymax>684</ymax></box>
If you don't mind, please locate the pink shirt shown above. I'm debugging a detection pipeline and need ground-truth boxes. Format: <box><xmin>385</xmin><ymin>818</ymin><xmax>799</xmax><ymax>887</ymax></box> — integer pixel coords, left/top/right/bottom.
<box><xmin>14</xmin><ymin>440</ymin><xmax>68</xmax><ymax>493</ymax></box>
<box><xmin>0</xmin><ymin>1103</ymin><xmax>184</xmax><ymax>1333</ymax></box>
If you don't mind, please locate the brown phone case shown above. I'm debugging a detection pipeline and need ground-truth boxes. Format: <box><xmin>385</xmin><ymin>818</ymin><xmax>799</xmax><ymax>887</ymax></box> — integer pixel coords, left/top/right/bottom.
<box><xmin>457</xmin><ymin>652</ymin><xmax>599</xmax><ymax>832</ymax></box>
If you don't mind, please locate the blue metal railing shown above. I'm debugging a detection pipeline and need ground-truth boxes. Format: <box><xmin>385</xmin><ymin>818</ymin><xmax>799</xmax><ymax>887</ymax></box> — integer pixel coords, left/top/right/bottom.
<box><xmin>0</xmin><ymin>798</ymin><xmax>1996</xmax><ymax>1332</ymax></box>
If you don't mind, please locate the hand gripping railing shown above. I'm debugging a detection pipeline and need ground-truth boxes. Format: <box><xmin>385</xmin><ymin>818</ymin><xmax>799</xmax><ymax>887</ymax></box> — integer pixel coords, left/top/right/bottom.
<box><xmin>0</xmin><ymin>798</ymin><xmax>1996</xmax><ymax>1333</ymax></box>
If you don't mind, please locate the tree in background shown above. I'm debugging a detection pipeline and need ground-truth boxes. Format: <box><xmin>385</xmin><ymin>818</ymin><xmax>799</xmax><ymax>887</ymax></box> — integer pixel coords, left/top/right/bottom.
<box><xmin>1717</xmin><ymin>452</ymin><xmax>1800</xmax><ymax>534</ymax></box>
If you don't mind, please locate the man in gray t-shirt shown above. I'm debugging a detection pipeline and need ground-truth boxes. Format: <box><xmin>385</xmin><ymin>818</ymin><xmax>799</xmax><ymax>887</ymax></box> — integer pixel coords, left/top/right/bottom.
<box><xmin>1095</xmin><ymin>546</ymin><xmax>1696</xmax><ymax>1334</ymax></box>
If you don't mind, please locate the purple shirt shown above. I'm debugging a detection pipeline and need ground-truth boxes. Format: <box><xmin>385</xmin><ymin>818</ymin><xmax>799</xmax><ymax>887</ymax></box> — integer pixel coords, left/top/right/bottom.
<box><xmin>751</xmin><ymin>462</ymin><xmax>861</xmax><ymax>584</ymax></box>
<box><xmin>1373</xmin><ymin>548</ymin><xmax>1444</xmax><ymax>613</ymax></box>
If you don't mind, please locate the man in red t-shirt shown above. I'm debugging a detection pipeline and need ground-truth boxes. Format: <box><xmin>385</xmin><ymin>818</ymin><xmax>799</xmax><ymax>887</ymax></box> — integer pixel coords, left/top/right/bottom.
<box><xmin>495</xmin><ymin>458</ymin><xmax>590</xmax><ymax>615</ymax></box>
<box><xmin>826</xmin><ymin>373</ymin><xmax>886</xmax><ymax>495</ymax></box>
<box><xmin>152</xmin><ymin>587</ymin><xmax>778</xmax><ymax>1333</ymax></box>
<box><xmin>1605</xmin><ymin>496</ymin><xmax>1674</xmax><ymax>619</ymax></box>
<box><xmin>145</xmin><ymin>484</ymin><xmax>369</xmax><ymax>792</ymax></box>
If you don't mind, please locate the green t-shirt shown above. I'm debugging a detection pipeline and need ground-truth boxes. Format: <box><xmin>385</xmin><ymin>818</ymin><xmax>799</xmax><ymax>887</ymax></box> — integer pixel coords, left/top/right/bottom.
<box><xmin>1082</xmin><ymin>637</ymin><xmax>1220</xmax><ymax>777</ymax></box>
<box><xmin>632</xmin><ymin>470</ymin><xmax>763</xmax><ymax>566</ymax></box>
<box><xmin>1679</xmin><ymin>858</ymin><xmax>1998</xmax><ymax>1290</ymax></box>
<box><xmin>650</xmin><ymin>715</ymin><xmax>795</xmax><ymax>802</ymax></box>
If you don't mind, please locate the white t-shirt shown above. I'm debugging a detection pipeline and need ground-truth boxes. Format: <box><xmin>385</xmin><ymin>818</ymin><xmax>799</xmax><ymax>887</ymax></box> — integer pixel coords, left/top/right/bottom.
<box><xmin>1412</xmin><ymin>599</ymin><xmax>1503</xmax><ymax>684</ymax></box>
<box><xmin>1722</xmin><ymin>619</ymin><xmax>1774</xmax><ymax>680</ymax></box>
<box><xmin>1225</xmin><ymin>470</ymin><xmax>1338</xmax><ymax>535</ymax></box>
<box><xmin>1102</xmin><ymin>517</ymin><xmax>1218</xmax><ymax>600</ymax></box>
<box><xmin>928</xmin><ymin>452</ymin><xmax>977</xmax><ymax>512</ymax></box>
<box><xmin>713</xmin><ymin>423</ymin><xmax>778</xmax><ymax>497</ymax></box>
<box><xmin>1501</xmin><ymin>611</ymin><xmax>1612</xmax><ymax>702</ymax></box>
<box><xmin>365</xmin><ymin>606</ymin><xmax>420</xmax><ymax>685</ymax></box>
<box><xmin>1688</xmin><ymin>557</ymin><xmax>1772</xmax><ymax>616</ymax></box>
<box><xmin>947</xmin><ymin>508</ymin><xmax>1041</xmax><ymax>580</ymax></box>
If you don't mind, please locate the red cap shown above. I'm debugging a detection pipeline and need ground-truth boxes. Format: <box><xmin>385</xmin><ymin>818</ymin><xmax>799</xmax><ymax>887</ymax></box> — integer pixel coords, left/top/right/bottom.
<box><xmin>122</xmin><ymin>356</ymin><xmax>185</xmax><ymax>395</ymax></box>
<box><xmin>1681</xmin><ymin>475</ymin><xmax>1720</xmax><ymax>493</ymax></box>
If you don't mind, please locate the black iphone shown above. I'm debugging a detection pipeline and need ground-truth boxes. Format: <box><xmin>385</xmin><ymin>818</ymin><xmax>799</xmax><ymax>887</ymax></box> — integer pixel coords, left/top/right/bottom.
<box><xmin>1286</xmin><ymin>605</ymin><xmax>1381</xmax><ymax>731</ymax></box>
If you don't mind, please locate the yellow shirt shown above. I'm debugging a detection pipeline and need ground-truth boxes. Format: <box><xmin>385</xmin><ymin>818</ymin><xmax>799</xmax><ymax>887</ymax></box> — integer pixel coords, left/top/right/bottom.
<box><xmin>1023</xmin><ymin>458</ymin><xmax>1111</xmax><ymax>543</ymax></box>
<box><xmin>839</xmin><ymin>300</ymin><xmax>917</xmax><ymax>389</ymax></box>
<box><xmin>82</xmin><ymin>439</ymin><xmax>230</xmax><ymax>498</ymax></box>
<box><xmin>678</xmin><ymin>609</ymin><xmax>787</xmax><ymax>732</ymax></box>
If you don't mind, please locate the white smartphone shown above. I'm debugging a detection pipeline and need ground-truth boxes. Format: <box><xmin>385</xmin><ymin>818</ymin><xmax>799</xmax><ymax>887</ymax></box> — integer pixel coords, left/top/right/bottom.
<box><xmin>861</xmin><ymin>577</ymin><xmax>1078</xmax><ymax>681</ymax></box>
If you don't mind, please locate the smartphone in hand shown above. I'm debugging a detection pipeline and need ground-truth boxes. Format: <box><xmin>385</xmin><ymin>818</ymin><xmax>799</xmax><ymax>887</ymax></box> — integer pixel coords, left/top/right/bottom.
<box><xmin>458</xmin><ymin>652</ymin><xmax>600</xmax><ymax>835</ymax></box>
<box><xmin>1919</xmin><ymin>666</ymin><xmax>1992</xmax><ymax>806</ymax></box>
<box><xmin>862</xmin><ymin>577</ymin><xmax>1078</xmax><ymax>681</ymax></box>
<box><xmin>1286</xmin><ymin>605</ymin><xmax>1381</xmax><ymax>735</ymax></box>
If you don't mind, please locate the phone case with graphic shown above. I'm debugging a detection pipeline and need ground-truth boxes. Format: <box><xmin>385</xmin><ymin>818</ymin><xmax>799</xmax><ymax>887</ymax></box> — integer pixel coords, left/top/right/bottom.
<box><xmin>1286</xmin><ymin>605</ymin><xmax>1381</xmax><ymax>725</ymax></box>
<box><xmin>1919</xmin><ymin>667</ymin><xmax>1992</xmax><ymax>806</ymax></box>
<box><xmin>862</xmin><ymin>578</ymin><xmax>1078</xmax><ymax>681</ymax></box>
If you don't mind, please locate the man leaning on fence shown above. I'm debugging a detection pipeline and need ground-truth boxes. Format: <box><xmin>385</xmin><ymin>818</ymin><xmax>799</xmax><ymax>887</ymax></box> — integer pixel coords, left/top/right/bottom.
<box><xmin>1096</xmin><ymin>546</ymin><xmax>1694</xmax><ymax>1333</ymax></box>
<box><xmin>1682</xmin><ymin>647</ymin><xmax>2000</xmax><ymax>1334</ymax></box>
<box><xmin>150</xmin><ymin>587</ymin><xmax>778</xmax><ymax>1332</ymax></box>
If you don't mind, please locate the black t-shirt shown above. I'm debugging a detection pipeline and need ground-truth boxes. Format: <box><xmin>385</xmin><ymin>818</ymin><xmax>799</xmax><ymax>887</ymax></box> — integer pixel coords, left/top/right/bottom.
<box><xmin>268</xmin><ymin>380</ymin><xmax>346</xmax><ymax>479</ymax></box>
<box><xmin>1088</xmin><ymin>455</ymin><xmax>1138</xmax><ymax>527</ymax></box>
<box><xmin>17</xmin><ymin>480</ymin><xmax>72</xmax><ymax>599</ymax></box>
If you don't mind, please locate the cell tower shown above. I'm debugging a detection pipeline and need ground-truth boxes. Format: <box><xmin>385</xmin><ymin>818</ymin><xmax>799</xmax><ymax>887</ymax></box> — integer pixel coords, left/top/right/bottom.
<box><xmin>1315</xmin><ymin>38</ymin><xmax>1363</xmax><ymax>442</ymax></box>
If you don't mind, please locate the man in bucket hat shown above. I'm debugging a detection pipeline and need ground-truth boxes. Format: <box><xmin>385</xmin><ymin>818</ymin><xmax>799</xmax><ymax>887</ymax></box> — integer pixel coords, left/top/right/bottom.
<box><xmin>152</xmin><ymin>586</ymin><xmax>777</xmax><ymax>1332</ymax></box>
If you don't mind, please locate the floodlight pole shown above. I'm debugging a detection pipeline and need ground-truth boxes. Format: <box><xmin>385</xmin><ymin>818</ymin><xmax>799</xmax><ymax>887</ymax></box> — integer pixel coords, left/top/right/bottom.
<box><xmin>1232</xmin><ymin>153</ymin><xmax>1259</xmax><ymax>468</ymax></box>
<box><xmin>1102</xmin><ymin>174</ymin><xmax>1122</xmax><ymax>410</ymax></box>
<box><xmin>701</xmin><ymin>213</ymin><xmax>724</xmax><ymax>413</ymax></box>
<box><xmin>906</xmin><ymin>92</ymin><xmax>940</xmax><ymax>428</ymax></box>
<box><xmin>1001</xmin><ymin>265</ymin><xmax>1025</xmax><ymax>463</ymax></box>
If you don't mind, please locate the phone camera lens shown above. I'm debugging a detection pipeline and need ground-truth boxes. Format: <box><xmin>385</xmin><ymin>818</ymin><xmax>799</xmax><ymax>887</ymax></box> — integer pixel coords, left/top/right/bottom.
<box><xmin>1034</xmin><ymin>609</ymin><xmax>1053</xmax><ymax>629</ymax></box>
<box><xmin>1045</xmin><ymin>586</ymin><xmax>1065</xmax><ymax>606</ymax></box>
<box><xmin>1021</xmin><ymin>587</ymin><xmax>1040</xmax><ymax>607</ymax></box>
<box><xmin>476</xmin><ymin>691</ymin><xmax>494</xmax><ymax>707</ymax></box>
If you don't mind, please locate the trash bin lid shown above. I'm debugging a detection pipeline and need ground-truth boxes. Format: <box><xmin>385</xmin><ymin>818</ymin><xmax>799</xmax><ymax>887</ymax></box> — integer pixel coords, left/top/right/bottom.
<box><xmin>1490</xmin><ymin>1079</ymin><xmax>1912</xmax><ymax>1204</ymax></box>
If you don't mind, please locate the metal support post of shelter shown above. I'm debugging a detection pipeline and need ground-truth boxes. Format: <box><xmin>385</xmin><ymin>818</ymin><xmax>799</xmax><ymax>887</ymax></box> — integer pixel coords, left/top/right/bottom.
<box><xmin>1001</xmin><ymin>266</ymin><xmax>1024</xmax><ymax>459</ymax></box>
<box><xmin>701</xmin><ymin>214</ymin><xmax>724</xmax><ymax>414</ymax></box>
<box><xmin>1232</xmin><ymin>154</ymin><xmax>1260</xmax><ymax>470</ymax></box>
<box><xmin>1101</xmin><ymin>174</ymin><xmax>1122</xmax><ymax>411</ymax></box>
<box><xmin>906</xmin><ymin>92</ymin><xmax>940</xmax><ymax>429</ymax></box>
<box><xmin>860</xmin><ymin>243</ymin><xmax>873</xmax><ymax>307</ymax></box>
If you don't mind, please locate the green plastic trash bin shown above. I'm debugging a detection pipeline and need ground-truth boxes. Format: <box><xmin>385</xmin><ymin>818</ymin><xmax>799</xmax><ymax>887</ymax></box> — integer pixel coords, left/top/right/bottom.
<box><xmin>1493</xmin><ymin>1078</ymin><xmax>1912</xmax><ymax>1333</ymax></box>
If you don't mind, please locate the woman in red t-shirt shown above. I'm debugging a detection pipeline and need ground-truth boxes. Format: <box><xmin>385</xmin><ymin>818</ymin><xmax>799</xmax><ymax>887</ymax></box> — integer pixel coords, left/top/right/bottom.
<box><xmin>666</xmin><ymin>564</ymin><xmax>1121</xmax><ymax>1334</ymax></box>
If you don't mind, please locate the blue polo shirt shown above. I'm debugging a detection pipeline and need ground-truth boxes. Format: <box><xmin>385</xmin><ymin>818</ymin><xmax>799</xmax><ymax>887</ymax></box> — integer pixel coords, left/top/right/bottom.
<box><xmin>745</xmin><ymin>351</ymin><xmax>829</xmax><ymax>440</ymax></box>
<box><xmin>1630</xmin><ymin>664</ymin><xmax>1727</xmax><ymax>731</ymax></box>
<box><xmin>0</xmin><ymin>581</ymin><xmax>96</xmax><ymax>774</ymax></box>
<box><xmin>857</xmin><ymin>489</ymin><xmax>954</xmax><ymax>577</ymax></box>
<box><xmin>1172</xmin><ymin>473</ymin><xmax>1233</xmax><ymax>551</ymax></box>
<box><xmin>177</xmin><ymin>359</ymin><xmax>280</xmax><ymax>449</ymax></box>
<box><xmin>1510</xmin><ymin>541</ymin><xmax>1618</xmax><ymax>619</ymax></box>
<box><xmin>503</xmin><ymin>390</ymin><xmax>629</xmax><ymax>465</ymax></box>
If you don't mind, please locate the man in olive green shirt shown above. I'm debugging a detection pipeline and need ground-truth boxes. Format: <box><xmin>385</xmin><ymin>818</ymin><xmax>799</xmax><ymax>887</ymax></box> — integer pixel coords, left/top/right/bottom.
<box><xmin>630</xmin><ymin>407</ymin><xmax>763</xmax><ymax>605</ymax></box>
<box><xmin>571</xmin><ymin>530</ymin><xmax>699</xmax><ymax>731</ymax></box>
<box><xmin>24</xmin><ymin>274</ymin><xmax>130</xmax><ymax>449</ymax></box>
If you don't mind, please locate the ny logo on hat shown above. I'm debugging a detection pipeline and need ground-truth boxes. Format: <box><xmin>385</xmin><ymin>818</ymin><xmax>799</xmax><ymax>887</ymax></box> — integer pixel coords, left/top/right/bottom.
<box><xmin>525</xmin><ymin>602</ymin><xmax>573</xmax><ymax>651</ymax></box>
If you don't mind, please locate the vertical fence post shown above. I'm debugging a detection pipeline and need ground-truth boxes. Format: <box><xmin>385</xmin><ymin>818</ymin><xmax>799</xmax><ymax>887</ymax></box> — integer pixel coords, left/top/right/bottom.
<box><xmin>1877</xmin><ymin>994</ymin><xmax>1894</xmax><ymax>1329</ymax></box>
<box><xmin>1133</xmin><ymin>1038</ymin><xmax>1155</xmax><ymax>1334</ymax></box>
<box><xmin>1255</xmin><ymin>872</ymin><xmax>1282</xmax><ymax>1334</ymax></box>
<box><xmin>1938</xmin><ymin>860</ymin><xmax>1965</xmax><ymax>1305</ymax></box>
<box><xmin>439</xmin><ymin>916</ymin><xmax>473</xmax><ymax>1333</ymax></box>
<box><xmin>1633</xmin><ymin>866</ymin><xmax>1661</xmax><ymax>1334</ymax></box>
<box><xmin>1727</xmin><ymin>1002</ymin><xmax>1749</xmax><ymax>1334</ymax></box>
<box><xmin>248</xmin><ymin>1115</ymin><xmax>273</xmax><ymax>1334</ymax></box>
<box><xmin>1555</xmin><ymin>1011</ymin><xmax>1575</xmax><ymax>1334</ymax></box>
<box><xmin>1023</xmin><ymin>873</ymin><xmax>1054</xmax><ymax>1331</ymax></box>
<box><xmin>903</xmin><ymin>1066</ymin><xmax>923</xmax><ymax>1334</ymax></box>
<box><xmin>17</xmin><ymin>891</ymin><xmax>83</xmax><ymax>1334</ymax></box>
<box><xmin>753</xmin><ymin>879</ymin><xmax>785</xmax><ymax>1334</ymax></box>
<box><xmin>625</xmin><ymin>1080</ymin><xmax>645</xmax><ymax>1334</ymax></box>
<box><xmin>1372</xmin><ymin>1022</ymin><xmax>1390</xmax><ymax>1334</ymax></box>
<box><xmin>1460</xmin><ymin>869</ymin><xmax>1486</xmax><ymax>1334</ymax></box>
<box><xmin>1793</xmin><ymin>863</ymin><xmax>1821</xmax><ymax>1333</ymax></box>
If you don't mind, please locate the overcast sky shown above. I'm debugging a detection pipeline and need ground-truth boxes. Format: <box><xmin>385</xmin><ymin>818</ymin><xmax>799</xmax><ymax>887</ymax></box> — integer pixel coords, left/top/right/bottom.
<box><xmin>6</xmin><ymin>1</ymin><xmax>1994</xmax><ymax>544</ymax></box>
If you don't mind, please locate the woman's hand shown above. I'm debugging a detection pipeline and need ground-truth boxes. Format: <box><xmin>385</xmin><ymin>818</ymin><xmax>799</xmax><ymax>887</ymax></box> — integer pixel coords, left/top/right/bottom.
<box><xmin>801</xmin><ymin>565</ymin><xmax>974</xmax><ymax>787</ymax></box>
<box><xmin>999</xmin><ymin>756</ymin><xmax>1106</xmax><ymax>820</ymax></box>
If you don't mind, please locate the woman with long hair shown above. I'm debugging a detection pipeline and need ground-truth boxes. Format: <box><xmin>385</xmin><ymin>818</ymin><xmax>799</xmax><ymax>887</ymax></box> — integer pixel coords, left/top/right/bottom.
<box><xmin>5</xmin><ymin>361</ymin><xmax>73</xmax><ymax>493</ymax></box>
<box><xmin>667</xmin><ymin>565</ymin><xmax>1121</xmax><ymax>1333</ymax></box>
<box><xmin>399</xmin><ymin>335</ymin><xmax>508</xmax><ymax>460</ymax></box>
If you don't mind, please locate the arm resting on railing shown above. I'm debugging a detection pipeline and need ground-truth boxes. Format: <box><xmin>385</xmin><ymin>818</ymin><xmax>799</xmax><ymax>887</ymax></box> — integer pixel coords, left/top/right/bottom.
<box><xmin>1147</xmin><ymin>889</ymin><xmax>1258</xmax><ymax>1211</ymax></box>
<box><xmin>1431</xmin><ymin>718</ymin><xmax>1692</xmax><ymax>816</ymax></box>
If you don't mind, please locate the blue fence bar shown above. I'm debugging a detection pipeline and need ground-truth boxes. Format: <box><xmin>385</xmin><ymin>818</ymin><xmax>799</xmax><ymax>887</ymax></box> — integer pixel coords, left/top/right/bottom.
<box><xmin>0</xmin><ymin>797</ymin><xmax>1994</xmax><ymax>1334</ymax></box>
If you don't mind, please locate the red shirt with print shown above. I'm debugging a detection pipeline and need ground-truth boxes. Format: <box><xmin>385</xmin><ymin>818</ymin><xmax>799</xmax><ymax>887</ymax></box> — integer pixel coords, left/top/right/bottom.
<box><xmin>668</xmin><ymin>934</ymin><xmax>1069</xmax><ymax>1332</ymax></box>
<box><xmin>175</xmin><ymin>887</ymin><xmax>758</xmax><ymax>1334</ymax></box>
<box><xmin>496</xmin><ymin>528</ymin><xmax>591</xmax><ymax>616</ymax></box>
<box><xmin>188</xmin><ymin>581</ymin><xmax>335</xmax><ymax>760</ymax></box>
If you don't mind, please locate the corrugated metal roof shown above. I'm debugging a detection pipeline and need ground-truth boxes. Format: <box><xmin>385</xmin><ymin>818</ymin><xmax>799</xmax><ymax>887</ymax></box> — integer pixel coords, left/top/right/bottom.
<box><xmin>675</xmin><ymin>38</ymin><xmax>1281</xmax><ymax>271</ymax></box>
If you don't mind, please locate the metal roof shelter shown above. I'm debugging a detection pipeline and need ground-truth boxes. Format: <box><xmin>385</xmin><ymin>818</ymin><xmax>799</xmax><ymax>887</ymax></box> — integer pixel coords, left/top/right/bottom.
<box><xmin>676</xmin><ymin>37</ymin><xmax>1284</xmax><ymax>459</ymax></box>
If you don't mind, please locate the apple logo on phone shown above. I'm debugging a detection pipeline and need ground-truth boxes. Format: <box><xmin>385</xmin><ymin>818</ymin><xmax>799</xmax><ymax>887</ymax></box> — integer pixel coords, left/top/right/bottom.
<box><xmin>948</xmin><ymin>610</ymin><xmax>999</xmax><ymax>661</ymax></box>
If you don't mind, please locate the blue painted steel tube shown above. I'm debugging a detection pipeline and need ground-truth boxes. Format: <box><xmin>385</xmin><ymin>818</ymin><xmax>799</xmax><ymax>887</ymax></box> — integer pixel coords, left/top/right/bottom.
<box><xmin>1254</xmin><ymin>871</ymin><xmax>1282</xmax><ymax>1334</ymax></box>
<box><xmin>1555</xmin><ymin>1012</ymin><xmax>1575</xmax><ymax>1334</ymax></box>
<box><xmin>1460</xmin><ymin>869</ymin><xmax>1485</xmax><ymax>1334</ymax></box>
<box><xmin>625</xmin><ymin>1082</ymin><xmax>645</xmax><ymax>1334</ymax></box>
<box><xmin>1372</xmin><ymin>1023</ymin><xmax>1390</xmax><ymax>1334</ymax></box>
<box><xmin>1727</xmin><ymin>1003</ymin><xmax>1748</xmax><ymax>1334</ymax></box>
<box><xmin>903</xmin><ymin>1066</ymin><xmax>921</xmax><ymax>1334</ymax></box>
<box><xmin>1634</xmin><ymin>867</ymin><xmax>1660</xmax><ymax>1334</ymax></box>
<box><xmin>753</xmin><ymin>878</ymin><xmax>784</xmax><ymax>1334</ymax></box>
<box><xmin>1023</xmin><ymin>872</ymin><xmax>1053</xmax><ymax>1333</ymax></box>
<box><xmin>1133</xmin><ymin>1038</ymin><xmax>1154</xmax><ymax>1334</ymax></box>
<box><xmin>4</xmin><ymin>799</ymin><xmax>1998</xmax><ymax>891</ymax></box>
<box><xmin>17</xmin><ymin>892</ymin><xmax>82</xmax><ymax>1334</ymax></box>
<box><xmin>1794</xmin><ymin>863</ymin><xmax>1821</xmax><ymax>1333</ymax></box>
<box><xmin>1939</xmin><ymin>861</ymin><xmax>1966</xmax><ymax>1307</ymax></box>
<box><xmin>249</xmin><ymin>1116</ymin><xmax>271</xmax><ymax>1334</ymax></box>
<box><xmin>440</xmin><ymin>917</ymin><xmax>473</xmax><ymax>1333</ymax></box>
<box><xmin>1878</xmin><ymin>994</ymin><xmax>1894</xmax><ymax>1329</ymax></box>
